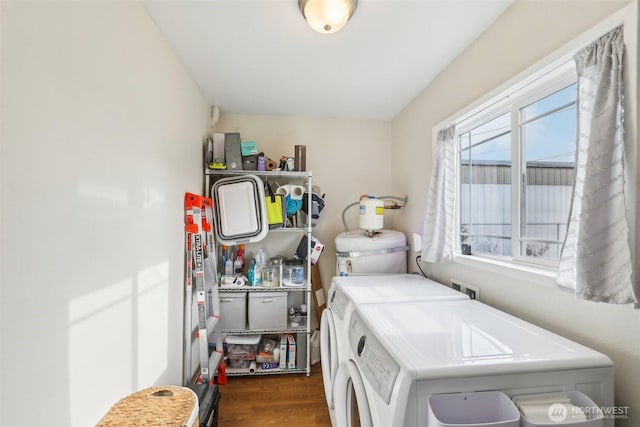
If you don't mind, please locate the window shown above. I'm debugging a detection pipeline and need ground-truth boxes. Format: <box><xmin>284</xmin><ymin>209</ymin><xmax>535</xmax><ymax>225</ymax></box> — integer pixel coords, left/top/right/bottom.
<box><xmin>457</xmin><ymin>67</ymin><xmax>577</xmax><ymax>265</ymax></box>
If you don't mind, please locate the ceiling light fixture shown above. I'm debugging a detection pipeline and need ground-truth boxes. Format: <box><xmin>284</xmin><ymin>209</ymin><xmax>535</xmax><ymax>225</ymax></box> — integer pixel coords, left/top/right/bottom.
<box><xmin>299</xmin><ymin>0</ymin><xmax>357</xmax><ymax>34</ymax></box>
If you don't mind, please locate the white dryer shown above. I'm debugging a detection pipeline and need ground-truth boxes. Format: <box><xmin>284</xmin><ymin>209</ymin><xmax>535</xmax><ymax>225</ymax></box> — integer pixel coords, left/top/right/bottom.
<box><xmin>321</xmin><ymin>279</ymin><xmax>350</xmax><ymax>413</ymax></box>
<box><xmin>320</xmin><ymin>274</ymin><xmax>468</xmax><ymax>415</ymax></box>
<box><xmin>334</xmin><ymin>300</ymin><xmax>614</xmax><ymax>427</ymax></box>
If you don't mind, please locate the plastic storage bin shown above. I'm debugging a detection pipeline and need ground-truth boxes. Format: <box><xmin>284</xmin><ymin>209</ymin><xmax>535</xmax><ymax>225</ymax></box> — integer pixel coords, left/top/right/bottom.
<box><xmin>225</xmin><ymin>334</ymin><xmax>261</xmax><ymax>369</ymax></box>
<box><xmin>219</xmin><ymin>292</ymin><xmax>246</xmax><ymax>330</ymax></box>
<box><xmin>212</xmin><ymin>174</ymin><xmax>268</xmax><ymax>245</ymax></box>
<box><xmin>248</xmin><ymin>292</ymin><xmax>287</xmax><ymax>330</ymax></box>
<box><xmin>428</xmin><ymin>391</ymin><xmax>520</xmax><ymax>427</ymax></box>
<box><xmin>513</xmin><ymin>391</ymin><xmax>604</xmax><ymax>427</ymax></box>
<box><xmin>283</xmin><ymin>258</ymin><xmax>305</xmax><ymax>287</ymax></box>
<box><xmin>256</xmin><ymin>336</ymin><xmax>280</xmax><ymax>370</ymax></box>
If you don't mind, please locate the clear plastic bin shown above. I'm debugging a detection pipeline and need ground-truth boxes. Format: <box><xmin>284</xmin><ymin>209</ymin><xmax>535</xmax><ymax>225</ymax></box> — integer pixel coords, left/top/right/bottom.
<box><xmin>428</xmin><ymin>391</ymin><xmax>520</xmax><ymax>427</ymax></box>
<box><xmin>228</xmin><ymin>356</ymin><xmax>253</xmax><ymax>369</ymax></box>
<box><xmin>513</xmin><ymin>391</ymin><xmax>604</xmax><ymax>427</ymax></box>
<box><xmin>225</xmin><ymin>334</ymin><xmax>261</xmax><ymax>361</ymax></box>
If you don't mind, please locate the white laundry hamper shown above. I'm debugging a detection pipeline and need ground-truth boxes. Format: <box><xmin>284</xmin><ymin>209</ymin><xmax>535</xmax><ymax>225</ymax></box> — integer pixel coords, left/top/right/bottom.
<box><xmin>335</xmin><ymin>229</ymin><xmax>408</xmax><ymax>276</ymax></box>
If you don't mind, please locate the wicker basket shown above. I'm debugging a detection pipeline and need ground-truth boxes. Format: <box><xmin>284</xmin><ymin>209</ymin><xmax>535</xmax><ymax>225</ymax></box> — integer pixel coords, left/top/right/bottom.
<box><xmin>97</xmin><ymin>385</ymin><xmax>199</xmax><ymax>427</ymax></box>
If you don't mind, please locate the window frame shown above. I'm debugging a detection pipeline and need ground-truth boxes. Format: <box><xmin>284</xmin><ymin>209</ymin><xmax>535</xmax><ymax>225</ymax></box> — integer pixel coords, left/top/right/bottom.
<box><xmin>454</xmin><ymin>65</ymin><xmax>578</xmax><ymax>268</ymax></box>
<box><xmin>429</xmin><ymin>2</ymin><xmax>636</xmax><ymax>286</ymax></box>
<box><xmin>456</xmin><ymin>109</ymin><xmax>513</xmax><ymax>261</ymax></box>
<box><xmin>512</xmin><ymin>73</ymin><xmax>577</xmax><ymax>266</ymax></box>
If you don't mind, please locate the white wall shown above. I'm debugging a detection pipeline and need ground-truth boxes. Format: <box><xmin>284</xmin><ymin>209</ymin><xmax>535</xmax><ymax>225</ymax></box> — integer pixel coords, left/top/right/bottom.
<box><xmin>213</xmin><ymin>114</ymin><xmax>394</xmax><ymax>300</ymax></box>
<box><xmin>391</xmin><ymin>1</ymin><xmax>640</xmax><ymax>425</ymax></box>
<box><xmin>0</xmin><ymin>2</ymin><xmax>209</xmax><ymax>426</ymax></box>
<box><xmin>3</xmin><ymin>1</ymin><xmax>637</xmax><ymax>425</ymax></box>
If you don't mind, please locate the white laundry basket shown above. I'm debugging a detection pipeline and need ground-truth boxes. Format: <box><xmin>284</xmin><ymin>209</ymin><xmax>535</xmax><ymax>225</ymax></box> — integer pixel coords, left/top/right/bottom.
<box><xmin>335</xmin><ymin>229</ymin><xmax>408</xmax><ymax>276</ymax></box>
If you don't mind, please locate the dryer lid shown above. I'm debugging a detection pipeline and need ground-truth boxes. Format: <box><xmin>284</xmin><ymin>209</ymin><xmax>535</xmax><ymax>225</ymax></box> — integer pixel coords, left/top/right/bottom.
<box><xmin>355</xmin><ymin>300</ymin><xmax>613</xmax><ymax>379</ymax></box>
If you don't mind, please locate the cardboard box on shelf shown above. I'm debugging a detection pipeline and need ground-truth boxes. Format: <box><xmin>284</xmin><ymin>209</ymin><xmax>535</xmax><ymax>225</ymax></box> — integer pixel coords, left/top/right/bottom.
<box><xmin>279</xmin><ymin>335</ymin><xmax>287</xmax><ymax>369</ymax></box>
<box><xmin>311</xmin><ymin>263</ymin><xmax>326</xmax><ymax>323</ymax></box>
<box><xmin>287</xmin><ymin>335</ymin><xmax>296</xmax><ymax>369</ymax></box>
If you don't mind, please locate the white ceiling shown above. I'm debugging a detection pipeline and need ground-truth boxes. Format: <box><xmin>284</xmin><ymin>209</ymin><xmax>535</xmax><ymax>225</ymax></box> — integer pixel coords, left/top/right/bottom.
<box><xmin>144</xmin><ymin>0</ymin><xmax>513</xmax><ymax>121</ymax></box>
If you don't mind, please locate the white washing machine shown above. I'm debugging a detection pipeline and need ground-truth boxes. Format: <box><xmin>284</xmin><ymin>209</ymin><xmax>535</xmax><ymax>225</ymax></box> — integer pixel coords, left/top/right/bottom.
<box><xmin>320</xmin><ymin>275</ymin><xmax>469</xmax><ymax>416</ymax></box>
<box><xmin>334</xmin><ymin>300</ymin><xmax>614</xmax><ymax>427</ymax></box>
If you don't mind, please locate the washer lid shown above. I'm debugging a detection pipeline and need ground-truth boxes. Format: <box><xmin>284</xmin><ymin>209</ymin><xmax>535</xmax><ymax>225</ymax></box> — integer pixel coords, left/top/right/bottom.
<box><xmin>332</xmin><ymin>274</ymin><xmax>469</xmax><ymax>304</ymax></box>
<box><xmin>354</xmin><ymin>300</ymin><xmax>613</xmax><ymax>378</ymax></box>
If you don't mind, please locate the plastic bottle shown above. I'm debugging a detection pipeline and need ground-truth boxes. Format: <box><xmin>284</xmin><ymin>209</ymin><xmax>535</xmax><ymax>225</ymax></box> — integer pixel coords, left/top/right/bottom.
<box><xmin>254</xmin><ymin>263</ymin><xmax>262</xmax><ymax>286</ymax></box>
<box><xmin>252</xmin><ymin>248</ymin><xmax>267</xmax><ymax>286</ymax></box>
<box><xmin>248</xmin><ymin>259</ymin><xmax>256</xmax><ymax>285</ymax></box>
<box><xmin>255</xmin><ymin>248</ymin><xmax>268</xmax><ymax>267</ymax></box>
<box><xmin>225</xmin><ymin>258</ymin><xmax>233</xmax><ymax>276</ymax></box>
<box><xmin>234</xmin><ymin>248</ymin><xmax>244</xmax><ymax>274</ymax></box>
<box><xmin>249</xmin><ymin>258</ymin><xmax>262</xmax><ymax>286</ymax></box>
<box><xmin>221</xmin><ymin>245</ymin><xmax>228</xmax><ymax>270</ymax></box>
<box><xmin>359</xmin><ymin>196</ymin><xmax>384</xmax><ymax>234</ymax></box>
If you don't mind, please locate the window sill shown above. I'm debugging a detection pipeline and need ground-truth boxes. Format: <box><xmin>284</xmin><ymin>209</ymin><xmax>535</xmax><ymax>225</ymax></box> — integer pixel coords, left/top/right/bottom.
<box><xmin>452</xmin><ymin>253</ymin><xmax>558</xmax><ymax>288</ymax></box>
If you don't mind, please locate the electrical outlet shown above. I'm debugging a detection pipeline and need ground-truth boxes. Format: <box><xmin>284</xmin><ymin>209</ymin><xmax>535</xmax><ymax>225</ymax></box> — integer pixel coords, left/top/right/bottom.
<box><xmin>451</xmin><ymin>281</ymin><xmax>462</xmax><ymax>292</ymax></box>
<box><xmin>466</xmin><ymin>287</ymin><xmax>477</xmax><ymax>300</ymax></box>
<box><xmin>465</xmin><ymin>284</ymin><xmax>480</xmax><ymax>300</ymax></box>
<box><xmin>451</xmin><ymin>280</ymin><xmax>480</xmax><ymax>300</ymax></box>
<box><xmin>411</xmin><ymin>233</ymin><xmax>423</xmax><ymax>253</ymax></box>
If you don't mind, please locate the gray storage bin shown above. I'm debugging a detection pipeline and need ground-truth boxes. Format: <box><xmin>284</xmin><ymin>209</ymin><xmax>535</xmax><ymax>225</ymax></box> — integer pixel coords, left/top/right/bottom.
<box><xmin>248</xmin><ymin>292</ymin><xmax>287</xmax><ymax>330</ymax></box>
<box><xmin>428</xmin><ymin>391</ymin><xmax>520</xmax><ymax>427</ymax></box>
<box><xmin>219</xmin><ymin>292</ymin><xmax>246</xmax><ymax>330</ymax></box>
<box><xmin>513</xmin><ymin>391</ymin><xmax>604</xmax><ymax>427</ymax></box>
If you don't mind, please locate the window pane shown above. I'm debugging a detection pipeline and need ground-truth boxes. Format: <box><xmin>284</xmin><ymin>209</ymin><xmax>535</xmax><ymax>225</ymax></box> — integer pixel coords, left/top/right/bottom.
<box><xmin>460</xmin><ymin>112</ymin><xmax>512</xmax><ymax>256</ymax></box>
<box><xmin>520</xmin><ymin>84</ymin><xmax>576</xmax><ymax>260</ymax></box>
<box><xmin>521</xmin><ymin>84</ymin><xmax>576</xmax><ymax>123</ymax></box>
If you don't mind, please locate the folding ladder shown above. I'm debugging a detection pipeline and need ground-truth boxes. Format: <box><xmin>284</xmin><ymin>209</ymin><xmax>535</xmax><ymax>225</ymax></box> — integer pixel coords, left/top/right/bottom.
<box><xmin>184</xmin><ymin>192</ymin><xmax>224</xmax><ymax>384</ymax></box>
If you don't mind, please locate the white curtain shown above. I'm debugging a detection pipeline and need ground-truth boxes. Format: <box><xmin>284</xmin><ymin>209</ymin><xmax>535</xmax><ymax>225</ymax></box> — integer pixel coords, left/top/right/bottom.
<box><xmin>421</xmin><ymin>125</ymin><xmax>456</xmax><ymax>263</ymax></box>
<box><xmin>556</xmin><ymin>26</ymin><xmax>636</xmax><ymax>304</ymax></box>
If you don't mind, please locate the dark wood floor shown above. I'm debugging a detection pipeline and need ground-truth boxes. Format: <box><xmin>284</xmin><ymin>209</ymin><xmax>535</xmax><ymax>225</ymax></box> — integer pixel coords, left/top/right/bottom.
<box><xmin>217</xmin><ymin>363</ymin><xmax>332</xmax><ymax>426</ymax></box>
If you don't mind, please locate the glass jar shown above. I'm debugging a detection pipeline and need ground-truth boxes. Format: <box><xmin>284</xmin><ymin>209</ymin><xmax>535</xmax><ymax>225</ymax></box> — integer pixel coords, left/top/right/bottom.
<box><xmin>268</xmin><ymin>256</ymin><xmax>284</xmax><ymax>286</ymax></box>
<box><xmin>283</xmin><ymin>259</ymin><xmax>305</xmax><ymax>286</ymax></box>
<box><xmin>262</xmin><ymin>261</ymin><xmax>280</xmax><ymax>288</ymax></box>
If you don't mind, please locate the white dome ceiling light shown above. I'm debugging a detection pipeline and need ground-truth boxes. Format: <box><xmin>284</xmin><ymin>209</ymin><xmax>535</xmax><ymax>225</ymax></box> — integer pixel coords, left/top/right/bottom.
<box><xmin>299</xmin><ymin>0</ymin><xmax>358</xmax><ymax>34</ymax></box>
